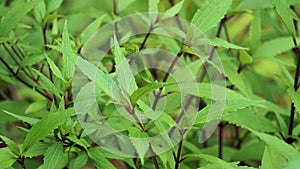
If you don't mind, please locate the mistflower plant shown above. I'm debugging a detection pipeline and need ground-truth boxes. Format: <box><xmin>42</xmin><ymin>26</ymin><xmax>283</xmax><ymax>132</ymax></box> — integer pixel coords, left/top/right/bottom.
<box><xmin>0</xmin><ymin>0</ymin><xmax>299</xmax><ymax>169</ymax></box>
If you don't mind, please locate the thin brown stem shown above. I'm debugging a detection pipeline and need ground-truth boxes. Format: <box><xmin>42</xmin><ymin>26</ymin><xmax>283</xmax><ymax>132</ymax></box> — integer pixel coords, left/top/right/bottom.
<box><xmin>149</xmin><ymin>144</ymin><xmax>160</xmax><ymax>169</ymax></box>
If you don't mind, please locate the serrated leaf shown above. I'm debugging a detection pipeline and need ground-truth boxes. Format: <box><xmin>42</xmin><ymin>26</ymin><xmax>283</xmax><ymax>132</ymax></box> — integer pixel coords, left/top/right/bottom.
<box><xmin>44</xmin><ymin>142</ymin><xmax>64</xmax><ymax>169</ymax></box>
<box><xmin>184</xmin><ymin>154</ymin><xmax>235</xmax><ymax>169</ymax></box>
<box><xmin>22</xmin><ymin>109</ymin><xmax>74</xmax><ymax>152</ymax></box>
<box><xmin>87</xmin><ymin>147</ymin><xmax>116</xmax><ymax>169</ymax></box>
<box><xmin>191</xmin><ymin>0</ymin><xmax>232</xmax><ymax>33</ymax></box>
<box><xmin>210</xmin><ymin>38</ymin><xmax>248</xmax><ymax>50</ymax></box>
<box><xmin>130</xmin><ymin>82</ymin><xmax>176</xmax><ymax>105</ymax></box>
<box><xmin>0</xmin><ymin>135</ymin><xmax>19</xmax><ymax>155</ymax></box>
<box><xmin>262</xmin><ymin>145</ymin><xmax>286</xmax><ymax>169</ymax></box>
<box><xmin>272</xmin><ymin>0</ymin><xmax>296</xmax><ymax>36</ymax></box>
<box><xmin>0</xmin><ymin>148</ymin><xmax>17</xmax><ymax>169</ymax></box>
<box><xmin>61</xmin><ymin>21</ymin><xmax>77</xmax><ymax>81</ymax></box>
<box><xmin>0</xmin><ymin>0</ymin><xmax>42</xmax><ymax>37</ymax></box>
<box><xmin>222</xmin><ymin>110</ymin><xmax>278</xmax><ymax>132</ymax></box>
<box><xmin>129</xmin><ymin>127</ymin><xmax>149</xmax><ymax>161</ymax></box>
<box><xmin>45</xmin><ymin>55</ymin><xmax>64</xmax><ymax>81</ymax></box>
<box><xmin>33</xmin><ymin>69</ymin><xmax>61</xmax><ymax>98</ymax></box>
<box><xmin>81</xmin><ymin>15</ymin><xmax>106</xmax><ymax>44</ymax></box>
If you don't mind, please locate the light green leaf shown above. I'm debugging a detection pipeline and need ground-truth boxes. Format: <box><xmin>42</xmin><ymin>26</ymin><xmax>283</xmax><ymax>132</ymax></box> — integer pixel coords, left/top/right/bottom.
<box><xmin>196</xmin><ymin>99</ymin><xmax>264</xmax><ymax>124</ymax></box>
<box><xmin>128</xmin><ymin>127</ymin><xmax>149</xmax><ymax>161</ymax></box>
<box><xmin>251</xmin><ymin>130</ymin><xmax>300</xmax><ymax>159</ymax></box>
<box><xmin>0</xmin><ymin>148</ymin><xmax>17</xmax><ymax>169</ymax></box>
<box><xmin>81</xmin><ymin>15</ymin><xmax>106</xmax><ymax>44</ymax></box>
<box><xmin>262</xmin><ymin>145</ymin><xmax>286</xmax><ymax>169</ymax></box>
<box><xmin>272</xmin><ymin>0</ymin><xmax>296</xmax><ymax>36</ymax></box>
<box><xmin>33</xmin><ymin>69</ymin><xmax>61</xmax><ymax>98</ymax></box>
<box><xmin>184</xmin><ymin>154</ymin><xmax>235</xmax><ymax>169</ymax></box>
<box><xmin>87</xmin><ymin>147</ymin><xmax>116</xmax><ymax>169</ymax></box>
<box><xmin>210</xmin><ymin>38</ymin><xmax>248</xmax><ymax>50</ymax></box>
<box><xmin>44</xmin><ymin>143</ymin><xmax>64</xmax><ymax>169</ymax></box>
<box><xmin>0</xmin><ymin>0</ymin><xmax>42</xmax><ymax>37</ymax></box>
<box><xmin>149</xmin><ymin>0</ymin><xmax>159</xmax><ymax>13</ymax></box>
<box><xmin>239</xmin><ymin>50</ymin><xmax>253</xmax><ymax>65</ymax></box>
<box><xmin>191</xmin><ymin>0</ymin><xmax>232</xmax><ymax>33</ymax></box>
<box><xmin>253</xmin><ymin>36</ymin><xmax>299</xmax><ymax>58</ymax></box>
<box><xmin>22</xmin><ymin>109</ymin><xmax>74</xmax><ymax>152</ymax></box>
<box><xmin>130</xmin><ymin>82</ymin><xmax>176</xmax><ymax>105</ymax></box>
<box><xmin>118</xmin><ymin>0</ymin><xmax>136</xmax><ymax>12</ymax></box>
<box><xmin>47</xmin><ymin>0</ymin><xmax>63</xmax><ymax>13</ymax></box>
<box><xmin>0</xmin><ymin>135</ymin><xmax>19</xmax><ymax>155</ymax></box>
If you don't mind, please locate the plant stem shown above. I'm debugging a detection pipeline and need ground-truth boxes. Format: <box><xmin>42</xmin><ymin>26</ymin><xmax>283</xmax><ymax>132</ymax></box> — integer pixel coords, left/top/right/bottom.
<box><xmin>149</xmin><ymin>144</ymin><xmax>160</xmax><ymax>169</ymax></box>
<box><xmin>174</xmin><ymin>132</ymin><xmax>184</xmax><ymax>169</ymax></box>
<box><xmin>288</xmin><ymin>6</ymin><xmax>300</xmax><ymax>138</ymax></box>
<box><xmin>218</xmin><ymin>123</ymin><xmax>223</xmax><ymax>159</ymax></box>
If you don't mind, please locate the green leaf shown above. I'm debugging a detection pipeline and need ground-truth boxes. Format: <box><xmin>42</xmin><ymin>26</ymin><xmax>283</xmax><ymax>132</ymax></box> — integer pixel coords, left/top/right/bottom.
<box><xmin>22</xmin><ymin>109</ymin><xmax>74</xmax><ymax>152</ymax></box>
<box><xmin>130</xmin><ymin>82</ymin><xmax>176</xmax><ymax>105</ymax></box>
<box><xmin>184</xmin><ymin>154</ymin><xmax>235</xmax><ymax>169</ymax></box>
<box><xmin>280</xmin><ymin>155</ymin><xmax>300</xmax><ymax>169</ymax></box>
<box><xmin>149</xmin><ymin>0</ymin><xmax>159</xmax><ymax>13</ymax></box>
<box><xmin>33</xmin><ymin>69</ymin><xmax>61</xmax><ymax>98</ymax></box>
<box><xmin>80</xmin><ymin>15</ymin><xmax>106</xmax><ymax>44</ymax></box>
<box><xmin>69</xmin><ymin>152</ymin><xmax>89</xmax><ymax>169</ymax></box>
<box><xmin>251</xmin><ymin>130</ymin><xmax>300</xmax><ymax>159</ymax></box>
<box><xmin>22</xmin><ymin>142</ymin><xmax>49</xmax><ymax>158</ymax></box>
<box><xmin>25</xmin><ymin>100</ymin><xmax>48</xmax><ymax>114</ymax></box>
<box><xmin>20</xmin><ymin>53</ymin><xmax>45</xmax><ymax>68</ymax></box>
<box><xmin>253</xmin><ymin>36</ymin><xmax>299</xmax><ymax>58</ymax></box>
<box><xmin>272</xmin><ymin>0</ymin><xmax>296</xmax><ymax>36</ymax></box>
<box><xmin>113</xmin><ymin>36</ymin><xmax>138</xmax><ymax>94</ymax></box>
<box><xmin>118</xmin><ymin>0</ymin><xmax>136</xmax><ymax>12</ymax></box>
<box><xmin>210</xmin><ymin>38</ymin><xmax>248</xmax><ymax>50</ymax></box>
<box><xmin>61</xmin><ymin>21</ymin><xmax>77</xmax><ymax>81</ymax></box>
<box><xmin>44</xmin><ymin>142</ymin><xmax>64</xmax><ymax>169</ymax></box>
<box><xmin>3</xmin><ymin>110</ymin><xmax>39</xmax><ymax>125</ymax></box>
<box><xmin>0</xmin><ymin>148</ymin><xmax>17</xmax><ymax>169</ymax></box>
<box><xmin>164</xmin><ymin>0</ymin><xmax>185</xmax><ymax>16</ymax></box>
<box><xmin>249</xmin><ymin>10</ymin><xmax>261</xmax><ymax>51</ymax></box>
<box><xmin>288</xmin><ymin>88</ymin><xmax>300</xmax><ymax>115</ymax></box>
<box><xmin>45</xmin><ymin>55</ymin><xmax>64</xmax><ymax>81</ymax></box>
<box><xmin>128</xmin><ymin>127</ymin><xmax>149</xmax><ymax>160</ymax></box>
<box><xmin>87</xmin><ymin>147</ymin><xmax>116</xmax><ymax>169</ymax></box>
<box><xmin>47</xmin><ymin>0</ymin><xmax>63</xmax><ymax>13</ymax></box>
<box><xmin>0</xmin><ymin>0</ymin><xmax>42</xmax><ymax>37</ymax></box>
<box><xmin>0</xmin><ymin>135</ymin><xmax>19</xmax><ymax>155</ymax></box>
<box><xmin>196</xmin><ymin>99</ymin><xmax>264</xmax><ymax>124</ymax></box>
<box><xmin>191</xmin><ymin>0</ymin><xmax>232</xmax><ymax>33</ymax></box>
<box><xmin>239</xmin><ymin>50</ymin><xmax>253</xmax><ymax>65</ymax></box>
<box><xmin>262</xmin><ymin>145</ymin><xmax>286</xmax><ymax>169</ymax></box>
<box><xmin>222</xmin><ymin>110</ymin><xmax>278</xmax><ymax>132</ymax></box>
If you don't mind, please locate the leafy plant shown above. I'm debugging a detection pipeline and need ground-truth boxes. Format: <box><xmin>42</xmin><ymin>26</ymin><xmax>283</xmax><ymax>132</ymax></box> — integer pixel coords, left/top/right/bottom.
<box><xmin>0</xmin><ymin>0</ymin><xmax>299</xmax><ymax>169</ymax></box>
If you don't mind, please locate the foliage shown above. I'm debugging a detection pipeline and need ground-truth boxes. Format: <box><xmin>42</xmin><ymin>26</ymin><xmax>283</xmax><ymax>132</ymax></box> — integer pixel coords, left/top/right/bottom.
<box><xmin>0</xmin><ymin>0</ymin><xmax>300</xmax><ymax>169</ymax></box>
